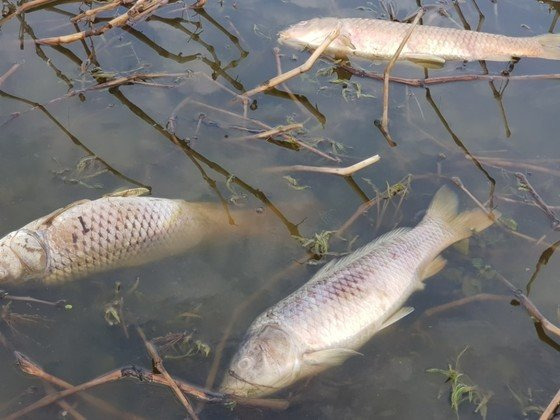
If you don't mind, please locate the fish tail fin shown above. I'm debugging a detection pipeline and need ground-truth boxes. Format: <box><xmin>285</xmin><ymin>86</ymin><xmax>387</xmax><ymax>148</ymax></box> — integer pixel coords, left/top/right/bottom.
<box><xmin>535</xmin><ymin>33</ymin><xmax>560</xmax><ymax>60</ymax></box>
<box><xmin>425</xmin><ymin>186</ymin><xmax>500</xmax><ymax>245</ymax></box>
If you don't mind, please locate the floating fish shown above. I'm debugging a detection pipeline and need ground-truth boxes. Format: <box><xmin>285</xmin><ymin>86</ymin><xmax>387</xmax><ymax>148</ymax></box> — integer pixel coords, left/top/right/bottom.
<box><xmin>0</xmin><ymin>194</ymin><xmax>266</xmax><ymax>285</ymax></box>
<box><xmin>221</xmin><ymin>187</ymin><xmax>498</xmax><ymax>397</ymax></box>
<box><xmin>278</xmin><ymin>17</ymin><xmax>560</xmax><ymax>66</ymax></box>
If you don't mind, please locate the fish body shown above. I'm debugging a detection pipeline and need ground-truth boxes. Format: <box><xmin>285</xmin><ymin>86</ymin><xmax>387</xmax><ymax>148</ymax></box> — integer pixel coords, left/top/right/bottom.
<box><xmin>221</xmin><ymin>187</ymin><xmax>497</xmax><ymax>397</ymax></box>
<box><xmin>279</xmin><ymin>17</ymin><xmax>560</xmax><ymax>65</ymax></box>
<box><xmin>0</xmin><ymin>196</ymin><xmax>237</xmax><ymax>285</ymax></box>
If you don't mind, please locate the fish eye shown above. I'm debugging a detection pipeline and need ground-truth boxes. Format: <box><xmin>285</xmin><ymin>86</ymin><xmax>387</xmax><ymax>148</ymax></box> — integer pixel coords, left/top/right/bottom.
<box><xmin>296</xmin><ymin>20</ymin><xmax>308</xmax><ymax>27</ymax></box>
<box><xmin>237</xmin><ymin>357</ymin><xmax>252</xmax><ymax>371</ymax></box>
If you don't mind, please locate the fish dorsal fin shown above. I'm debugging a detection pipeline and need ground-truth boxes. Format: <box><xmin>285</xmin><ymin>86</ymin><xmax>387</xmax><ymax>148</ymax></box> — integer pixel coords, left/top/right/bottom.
<box><xmin>419</xmin><ymin>256</ymin><xmax>447</xmax><ymax>281</ymax></box>
<box><xmin>405</xmin><ymin>53</ymin><xmax>446</xmax><ymax>69</ymax></box>
<box><xmin>311</xmin><ymin>228</ymin><xmax>411</xmax><ymax>281</ymax></box>
<box><xmin>380</xmin><ymin>306</ymin><xmax>414</xmax><ymax>331</ymax></box>
<box><xmin>25</xmin><ymin>199</ymin><xmax>91</xmax><ymax>229</ymax></box>
<box><xmin>104</xmin><ymin>187</ymin><xmax>150</xmax><ymax>198</ymax></box>
<box><xmin>302</xmin><ymin>348</ymin><xmax>362</xmax><ymax>367</ymax></box>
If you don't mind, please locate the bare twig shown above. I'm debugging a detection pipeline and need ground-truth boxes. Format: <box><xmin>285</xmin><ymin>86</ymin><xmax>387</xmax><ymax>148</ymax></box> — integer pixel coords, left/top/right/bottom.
<box><xmin>136</xmin><ymin>327</ymin><xmax>199</xmax><ymax>420</ymax></box>
<box><xmin>380</xmin><ymin>8</ymin><xmax>424</xmax><ymax>143</ymax></box>
<box><xmin>341</xmin><ymin>65</ymin><xmax>560</xmax><ymax>87</ymax></box>
<box><xmin>36</xmin><ymin>0</ymin><xmax>169</xmax><ymax>45</ymax></box>
<box><xmin>43</xmin><ymin>382</ymin><xmax>86</xmax><ymax>420</ymax></box>
<box><xmin>494</xmin><ymin>272</ymin><xmax>560</xmax><ymax>339</ymax></box>
<box><xmin>514</xmin><ymin>173</ymin><xmax>560</xmax><ymax>230</ymax></box>
<box><xmin>243</xmin><ymin>24</ymin><xmax>341</xmax><ymax>98</ymax></box>
<box><xmin>422</xmin><ymin>293</ymin><xmax>509</xmax><ymax>318</ymax></box>
<box><xmin>541</xmin><ymin>387</ymin><xmax>560</xmax><ymax>420</ymax></box>
<box><xmin>11</xmin><ymin>351</ymin><xmax>288</xmax><ymax>418</ymax></box>
<box><xmin>265</xmin><ymin>154</ymin><xmax>380</xmax><ymax>176</ymax></box>
<box><xmin>229</xmin><ymin>123</ymin><xmax>303</xmax><ymax>141</ymax></box>
<box><xmin>0</xmin><ymin>291</ymin><xmax>65</xmax><ymax>307</ymax></box>
<box><xmin>272</xmin><ymin>47</ymin><xmax>311</xmax><ymax>117</ymax></box>
<box><xmin>0</xmin><ymin>64</ymin><xmax>21</xmax><ymax>87</ymax></box>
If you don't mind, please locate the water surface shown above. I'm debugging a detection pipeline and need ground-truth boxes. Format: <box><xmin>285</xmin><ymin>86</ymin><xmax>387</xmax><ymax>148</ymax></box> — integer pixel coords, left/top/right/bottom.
<box><xmin>1</xmin><ymin>0</ymin><xmax>560</xmax><ymax>418</ymax></box>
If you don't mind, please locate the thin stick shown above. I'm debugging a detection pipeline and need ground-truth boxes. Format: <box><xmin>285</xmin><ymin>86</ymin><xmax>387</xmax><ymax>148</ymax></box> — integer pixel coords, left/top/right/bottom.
<box><xmin>273</xmin><ymin>47</ymin><xmax>310</xmax><ymax>117</ymax></box>
<box><xmin>229</xmin><ymin>123</ymin><xmax>303</xmax><ymax>141</ymax></box>
<box><xmin>36</xmin><ymin>0</ymin><xmax>169</xmax><ymax>45</ymax></box>
<box><xmin>12</xmin><ymin>352</ymin><xmax>288</xmax><ymax>415</ymax></box>
<box><xmin>43</xmin><ymin>382</ymin><xmax>86</xmax><ymax>420</ymax></box>
<box><xmin>494</xmin><ymin>272</ymin><xmax>560</xmax><ymax>339</ymax></box>
<box><xmin>136</xmin><ymin>327</ymin><xmax>199</xmax><ymax>420</ymax></box>
<box><xmin>265</xmin><ymin>154</ymin><xmax>380</xmax><ymax>176</ymax></box>
<box><xmin>0</xmin><ymin>63</ymin><xmax>21</xmax><ymax>87</ymax></box>
<box><xmin>381</xmin><ymin>8</ymin><xmax>424</xmax><ymax>135</ymax></box>
<box><xmin>4</xmin><ymin>369</ymin><xmax>124</xmax><ymax>419</ymax></box>
<box><xmin>0</xmin><ymin>291</ymin><xmax>65</xmax><ymax>307</ymax></box>
<box><xmin>514</xmin><ymin>173</ymin><xmax>560</xmax><ymax>230</ymax></box>
<box><xmin>423</xmin><ymin>293</ymin><xmax>509</xmax><ymax>318</ymax></box>
<box><xmin>243</xmin><ymin>24</ymin><xmax>341</xmax><ymax>98</ymax></box>
<box><xmin>13</xmin><ymin>352</ymin><xmax>140</xmax><ymax>419</ymax></box>
<box><xmin>341</xmin><ymin>65</ymin><xmax>560</xmax><ymax>87</ymax></box>
<box><xmin>541</xmin><ymin>387</ymin><xmax>560</xmax><ymax>420</ymax></box>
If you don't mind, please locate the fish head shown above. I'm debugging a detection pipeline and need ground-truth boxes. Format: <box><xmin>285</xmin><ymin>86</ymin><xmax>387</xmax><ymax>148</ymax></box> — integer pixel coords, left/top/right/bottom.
<box><xmin>0</xmin><ymin>230</ymin><xmax>48</xmax><ymax>284</ymax></box>
<box><xmin>278</xmin><ymin>18</ymin><xmax>339</xmax><ymax>50</ymax></box>
<box><xmin>220</xmin><ymin>324</ymin><xmax>300</xmax><ymax>397</ymax></box>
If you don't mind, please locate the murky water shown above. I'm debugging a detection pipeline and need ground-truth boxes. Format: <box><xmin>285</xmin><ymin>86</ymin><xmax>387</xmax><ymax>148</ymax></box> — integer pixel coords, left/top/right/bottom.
<box><xmin>1</xmin><ymin>0</ymin><xmax>560</xmax><ymax>418</ymax></box>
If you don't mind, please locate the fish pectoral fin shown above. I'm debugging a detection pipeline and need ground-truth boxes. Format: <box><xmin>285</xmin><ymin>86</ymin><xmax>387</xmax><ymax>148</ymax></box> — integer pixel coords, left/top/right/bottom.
<box><xmin>302</xmin><ymin>348</ymin><xmax>362</xmax><ymax>367</ymax></box>
<box><xmin>380</xmin><ymin>306</ymin><xmax>414</xmax><ymax>331</ymax></box>
<box><xmin>405</xmin><ymin>53</ymin><xmax>446</xmax><ymax>69</ymax></box>
<box><xmin>420</xmin><ymin>256</ymin><xmax>447</xmax><ymax>281</ymax></box>
<box><xmin>338</xmin><ymin>33</ymin><xmax>356</xmax><ymax>50</ymax></box>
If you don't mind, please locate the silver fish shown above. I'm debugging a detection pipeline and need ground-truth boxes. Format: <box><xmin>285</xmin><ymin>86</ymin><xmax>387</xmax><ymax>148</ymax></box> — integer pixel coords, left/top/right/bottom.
<box><xmin>0</xmin><ymin>195</ymin><xmax>256</xmax><ymax>285</ymax></box>
<box><xmin>220</xmin><ymin>187</ymin><xmax>498</xmax><ymax>397</ymax></box>
<box><xmin>279</xmin><ymin>17</ymin><xmax>560</xmax><ymax>66</ymax></box>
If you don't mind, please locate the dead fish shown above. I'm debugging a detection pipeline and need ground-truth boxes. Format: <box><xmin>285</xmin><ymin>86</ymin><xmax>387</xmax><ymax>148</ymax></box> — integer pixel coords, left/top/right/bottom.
<box><xmin>278</xmin><ymin>17</ymin><xmax>560</xmax><ymax>66</ymax></box>
<box><xmin>220</xmin><ymin>187</ymin><xmax>498</xmax><ymax>397</ymax></box>
<box><xmin>0</xmin><ymin>194</ymin><xmax>261</xmax><ymax>285</ymax></box>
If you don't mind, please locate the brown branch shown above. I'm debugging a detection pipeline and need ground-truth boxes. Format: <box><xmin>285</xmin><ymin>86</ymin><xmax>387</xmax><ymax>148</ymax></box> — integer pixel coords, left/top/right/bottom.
<box><xmin>381</xmin><ymin>8</ymin><xmax>424</xmax><ymax>140</ymax></box>
<box><xmin>514</xmin><ymin>173</ymin><xmax>560</xmax><ymax>230</ymax></box>
<box><xmin>243</xmin><ymin>24</ymin><xmax>341</xmax><ymax>98</ymax></box>
<box><xmin>541</xmin><ymin>387</ymin><xmax>560</xmax><ymax>420</ymax></box>
<box><xmin>36</xmin><ymin>0</ymin><xmax>169</xmax><ymax>45</ymax></box>
<box><xmin>264</xmin><ymin>154</ymin><xmax>380</xmax><ymax>176</ymax></box>
<box><xmin>423</xmin><ymin>293</ymin><xmax>509</xmax><ymax>318</ymax></box>
<box><xmin>10</xmin><ymin>351</ymin><xmax>288</xmax><ymax>418</ymax></box>
<box><xmin>341</xmin><ymin>65</ymin><xmax>560</xmax><ymax>87</ymax></box>
<box><xmin>136</xmin><ymin>327</ymin><xmax>199</xmax><ymax>420</ymax></box>
<box><xmin>494</xmin><ymin>272</ymin><xmax>560</xmax><ymax>339</ymax></box>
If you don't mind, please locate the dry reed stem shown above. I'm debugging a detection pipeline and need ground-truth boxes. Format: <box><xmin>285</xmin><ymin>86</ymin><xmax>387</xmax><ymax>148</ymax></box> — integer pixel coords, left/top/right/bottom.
<box><xmin>0</xmin><ymin>292</ymin><xmax>65</xmax><ymax>307</ymax></box>
<box><xmin>273</xmin><ymin>47</ymin><xmax>310</xmax><ymax>117</ymax></box>
<box><xmin>243</xmin><ymin>24</ymin><xmax>341</xmax><ymax>98</ymax></box>
<box><xmin>473</xmin><ymin>157</ymin><xmax>560</xmax><ymax>178</ymax></box>
<box><xmin>0</xmin><ymin>0</ymin><xmax>58</xmax><ymax>24</ymax></box>
<box><xmin>228</xmin><ymin>123</ymin><xmax>303</xmax><ymax>141</ymax></box>
<box><xmin>541</xmin><ymin>387</ymin><xmax>560</xmax><ymax>420</ymax></box>
<box><xmin>71</xmin><ymin>0</ymin><xmax>131</xmax><ymax>23</ymax></box>
<box><xmin>136</xmin><ymin>327</ymin><xmax>199</xmax><ymax>420</ymax></box>
<box><xmin>265</xmin><ymin>154</ymin><xmax>380</xmax><ymax>176</ymax></box>
<box><xmin>43</xmin><ymin>382</ymin><xmax>86</xmax><ymax>420</ymax></box>
<box><xmin>36</xmin><ymin>0</ymin><xmax>168</xmax><ymax>45</ymax></box>
<box><xmin>0</xmin><ymin>63</ymin><xmax>21</xmax><ymax>87</ymax></box>
<box><xmin>381</xmin><ymin>9</ymin><xmax>424</xmax><ymax>137</ymax></box>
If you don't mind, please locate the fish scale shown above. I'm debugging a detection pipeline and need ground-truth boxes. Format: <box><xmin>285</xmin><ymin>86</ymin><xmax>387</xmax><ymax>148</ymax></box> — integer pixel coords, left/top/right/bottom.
<box><xmin>279</xmin><ymin>17</ymin><xmax>560</xmax><ymax>64</ymax></box>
